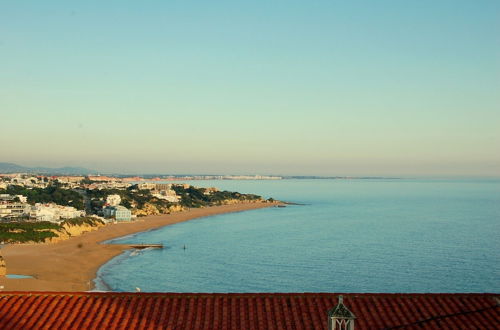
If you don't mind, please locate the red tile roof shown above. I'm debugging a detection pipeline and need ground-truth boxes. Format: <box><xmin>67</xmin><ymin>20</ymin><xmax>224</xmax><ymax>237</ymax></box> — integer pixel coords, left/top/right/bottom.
<box><xmin>0</xmin><ymin>292</ymin><xmax>498</xmax><ymax>329</ymax></box>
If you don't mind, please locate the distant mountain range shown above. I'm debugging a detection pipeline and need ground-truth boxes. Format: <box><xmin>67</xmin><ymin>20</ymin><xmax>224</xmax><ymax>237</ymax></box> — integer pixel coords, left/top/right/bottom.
<box><xmin>0</xmin><ymin>162</ymin><xmax>96</xmax><ymax>175</ymax></box>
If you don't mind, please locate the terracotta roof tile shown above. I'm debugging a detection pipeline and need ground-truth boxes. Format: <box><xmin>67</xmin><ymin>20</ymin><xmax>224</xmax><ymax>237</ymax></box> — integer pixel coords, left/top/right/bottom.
<box><xmin>0</xmin><ymin>292</ymin><xmax>498</xmax><ymax>330</ymax></box>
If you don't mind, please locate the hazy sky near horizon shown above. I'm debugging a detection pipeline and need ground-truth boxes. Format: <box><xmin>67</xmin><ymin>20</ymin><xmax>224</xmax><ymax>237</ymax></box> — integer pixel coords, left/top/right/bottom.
<box><xmin>1</xmin><ymin>1</ymin><xmax>499</xmax><ymax>176</ymax></box>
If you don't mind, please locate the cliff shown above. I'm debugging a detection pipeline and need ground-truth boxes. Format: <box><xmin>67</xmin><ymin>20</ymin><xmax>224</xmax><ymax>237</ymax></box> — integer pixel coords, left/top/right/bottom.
<box><xmin>133</xmin><ymin>203</ymin><xmax>186</xmax><ymax>216</ymax></box>
<box><xmin>44</xmin><ymin>221</ymin><xmax>105</xmax><ymax>244</ymax></box>
<box><xmin>0</xmin><ymin>255</ymin><xmax>6</xmax><ymax>276</ymax></box>
<box><xmin>0</xmin><ymin>218</ymin><xmax>106</xmax><ymax>245</ymax></box>
<box><xmin>133</xmin><ymin>203</ymin><xmax>160</xmax><ymax>217</ymax></box>
<box><xmin>61</xmin><ymin>222</ymin><xmax>105</xmax><ymax>237</ymax></box>
<box><xmin>168</xmin><ymin>204</ymin><xmax>184</xmax><ymax>213</ymax></box>
<box><xmin>217</xmin><ymin>198</ymin><xmax>265</xmax><ymax>205</ymax></box>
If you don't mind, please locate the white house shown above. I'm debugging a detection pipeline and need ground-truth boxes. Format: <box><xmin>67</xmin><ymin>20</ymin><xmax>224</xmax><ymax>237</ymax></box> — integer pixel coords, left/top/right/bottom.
<box><xmin>30</xmin><ymin>203</ymin><xmax>85</xmax><ymax>223</ymax></box>
<box><xmin>106</xmin><ymin>194</ymin><xmax>122</xmax><ymax>206</ymax></box>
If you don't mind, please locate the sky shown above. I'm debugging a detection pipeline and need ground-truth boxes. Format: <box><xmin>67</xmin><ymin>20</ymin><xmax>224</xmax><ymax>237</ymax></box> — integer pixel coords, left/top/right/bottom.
<box><xmin>1</xmin><ymin>1</ymin><xmax>499</xmax><ymax>176</ymax></box>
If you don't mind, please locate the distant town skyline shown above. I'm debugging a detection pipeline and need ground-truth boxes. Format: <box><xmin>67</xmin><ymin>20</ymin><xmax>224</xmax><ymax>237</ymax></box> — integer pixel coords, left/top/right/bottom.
<box><xmin>1</xmin><ymin>1</ymin><xmax>499</xmax><ymax>177</ymax></box>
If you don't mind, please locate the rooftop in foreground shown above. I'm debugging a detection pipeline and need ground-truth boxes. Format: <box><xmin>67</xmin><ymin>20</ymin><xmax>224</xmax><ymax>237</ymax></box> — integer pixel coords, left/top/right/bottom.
<box><xmin>0</xmin><ymin>292</ymin><xmax>498</xmax><ymax>329</ymax></box>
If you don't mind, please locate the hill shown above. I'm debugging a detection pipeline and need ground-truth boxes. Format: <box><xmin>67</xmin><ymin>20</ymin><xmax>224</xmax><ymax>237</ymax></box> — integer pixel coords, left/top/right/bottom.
<box><xmin>0</xmin><ymin>162</ymin><xmax>96</xmax><ymax>175</ymax></box>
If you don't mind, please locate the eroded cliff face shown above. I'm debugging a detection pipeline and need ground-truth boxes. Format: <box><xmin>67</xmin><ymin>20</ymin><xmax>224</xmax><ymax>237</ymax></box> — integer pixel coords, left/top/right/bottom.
<box><xmin>132</xmin><ymin>203</ymin><xmax>186</xmax><ymax>216</ymax></box>
<box><xmin>129</xmin><ymin>198</ymin><xmax>265</xmax><ymax>217</ymax></box>
<box><xmin>133</xmin><ymin>203</ymin><xmax>160</xmax><ymax>217</ymax></box>
<box><xmin>0</xmin><ymin>255</ymin><xmax>6</xmax><ymax>276</ymax></box>
<box><xmin>44</xmin><ymin>222</ymin><xmax>105</xmax><ymax>244</ymax></box>
<box><xmin>168</xmin><ymin>204</ymin><xmax>184</xmax><ymax>213</ymax></box>
<box><xmin>62</xmin><ymin>222</ymin><xmax>105</xmax><ymax>237</ymax></box>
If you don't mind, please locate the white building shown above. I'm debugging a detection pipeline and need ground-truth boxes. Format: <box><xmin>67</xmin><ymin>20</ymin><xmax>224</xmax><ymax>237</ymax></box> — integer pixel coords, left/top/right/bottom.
<box><xmin>103</xmin><ymin>205</ymin><xmax>132</xmax><ymax>221</ymax></box>
<box><xmin>0</xmin><ymin>194</ymin><xmax>26</xmax><ymax>202</ymax></box>
<box><xmin>85</xmin><ymin>182</ymin><xmax>132</xmax><ymax>190</ymax></box>
<box><xmin>11</xmin><ymin>176</ymin><xmax>41</xmax><ymax>187</ymax></box>
<box><xmin>0</xmin><ymin>201</ymin><xmax>31</xmax><ymax>219</ymax></box>
<box><xmin>138</xmin><ymin>182</ymin><xmax>156</xmax><ymax>190</ymax></box>
<box><xmin>30</xmin><ymin>203</ymin><xmax>85</xmax><ymax>223</ymax></box>
<box><xmin>203</xmin><ymin>187</ymin><xmax>219</xmax><ymax>195</ymax></box>
<box><xmin>152</xmin><ymin>188</ymin><xmax>180</xmax><ymax>203</ymax></box>
<box><xmin>106</xmin><ymin>194</ymin><xmax>122</xmax><ymax>206</ymax></box>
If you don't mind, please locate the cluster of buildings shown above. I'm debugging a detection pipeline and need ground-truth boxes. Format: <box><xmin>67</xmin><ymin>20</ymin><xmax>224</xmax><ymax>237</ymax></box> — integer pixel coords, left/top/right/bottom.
<box><xmin>136</xmin><ymin>183</ymin><xmax>220</xmax><ymax>201</ymax></box>
<box><xmin>219</xmin><ymin>175</ymin><xmax>282</xmax><ymax>180</ymax></box>
<box><xmin>0</xmin><ymin>194</ymin><xmax>30</xmax><ymax>219</ymax></box>
<box><xmin>202</xmin><ymin>187</ymin><xmax>219</xmax><ymax>195</ymax></box>
<box><xmin>54</xmin><ymin>176</ymin><xmax>126</xmax><ymax>190</ymax></box>
<box><xmin>0</xmin><ymin>174</ymin><xmax>224</xmax><ymax>224</ymax></box>
<box><xmin>137</xmin><ymin>183</ymin><xmax>182</xmax><ymax>203</ymax></box>
<box><xmin>147</xmin><ymin>175</ymin><xmax>283</xmax><ymax>180</ymax></box>
<box><xmin>0</xmin><ymin>174</ymin><xmax>158</xmax><ymax>223</ymax></box>
<box><xmin>0</xmin><ymin>194</ymin><xmax>85</xmax><ymax>223</ymax></box>
<box><xmin>0</xmin><ymin>191</ymin><xmax>133</xmax><ymax>223</ymax></box>
<box><xmin>0</xmin><ymin>174</ymin><xmax>49</xmax><ymax>189</ymax></box>
<box><xmin>83</xmin><ymin>177</ymin><xmax>132</xmax><ymax>190</ymax></box>
<box><xmin>0</xmin><ymin>174</ymin><xmax>129</xmax><ymax>190</ymax></box>
<box><xmin>1</xmin><ymin>173</ymin><xmax>280</xmax><ymax>194</ymax></box>
<box><xmin>29</xmin><ymin>203</ymin><xmax>85</xmax><ymax>222</ymax></box>
<box><xmin>0</xmin><ymin>174</ymin><xmax>133</xmax><ymax>191</ymax></box>
<box><xmin>55</xmin><ymin>176</ymin><xmax>86</xmax><ymax>188</ymax></box>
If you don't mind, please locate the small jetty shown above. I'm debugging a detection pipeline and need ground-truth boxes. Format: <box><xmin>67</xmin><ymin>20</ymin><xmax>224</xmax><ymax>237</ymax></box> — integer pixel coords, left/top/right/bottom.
<box><xmin>129</xmin><ymin>243</ymin><xmax>163</xmax><ymax>249</ymax></box>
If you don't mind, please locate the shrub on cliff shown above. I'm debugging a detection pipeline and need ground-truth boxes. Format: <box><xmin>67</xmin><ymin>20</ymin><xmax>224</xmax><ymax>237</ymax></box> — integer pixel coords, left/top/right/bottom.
<box><xmin>171</xmin><ymin>185</ymin><xmax>262</xmax><ymax>208</ymax></box>
<box><xmin>0</xmin><ymin>221</ymin><xmax>60</xmax><ymax>243</ymax></box>
<box><xmin>61</xmin><ymin>217</ymin><xmax>104</xmax><ymax>227</ymax></box>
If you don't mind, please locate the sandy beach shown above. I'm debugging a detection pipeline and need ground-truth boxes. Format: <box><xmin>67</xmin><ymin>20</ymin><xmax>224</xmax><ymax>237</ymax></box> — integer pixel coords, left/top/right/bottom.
<box><xmin>0</xmin><ymin>202</ymin><xmax>275</xmax><ymax>292</ymax></box>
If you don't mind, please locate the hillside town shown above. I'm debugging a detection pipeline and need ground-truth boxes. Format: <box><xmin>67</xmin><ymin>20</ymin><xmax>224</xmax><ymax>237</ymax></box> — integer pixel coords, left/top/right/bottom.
<box><xmin>0</xmin><ymin>173</ymin><xmax>263</xmax><ymax>224</ymax></box>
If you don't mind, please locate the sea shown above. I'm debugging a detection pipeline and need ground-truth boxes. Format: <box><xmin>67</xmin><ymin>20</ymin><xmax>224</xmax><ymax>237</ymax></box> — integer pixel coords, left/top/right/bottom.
<box><xmin>94</xmin><ymin>178</ymin><xmax>500</xmax><ymax>293</ymax></box>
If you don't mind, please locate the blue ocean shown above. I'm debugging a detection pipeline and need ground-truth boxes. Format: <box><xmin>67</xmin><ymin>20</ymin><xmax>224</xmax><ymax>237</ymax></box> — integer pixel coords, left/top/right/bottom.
<box><xmin>95</xmin><ymin>179</ymin><xmax>500</xmax><ymax>293</ymax></box>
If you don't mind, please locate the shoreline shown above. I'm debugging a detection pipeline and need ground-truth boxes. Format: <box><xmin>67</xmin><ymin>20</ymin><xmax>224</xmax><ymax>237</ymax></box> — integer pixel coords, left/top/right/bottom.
<box><xmin>0</xmin><ymin>201</ymin><xmax>277</xmax><ymax>292</ymax></box>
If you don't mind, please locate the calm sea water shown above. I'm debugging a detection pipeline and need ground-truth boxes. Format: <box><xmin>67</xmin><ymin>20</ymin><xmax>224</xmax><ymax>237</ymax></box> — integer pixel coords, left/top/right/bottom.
<box><xmin>95</xmin><ymin>179</ymin><xmax>500</xmax><ymax>293</ymax></box>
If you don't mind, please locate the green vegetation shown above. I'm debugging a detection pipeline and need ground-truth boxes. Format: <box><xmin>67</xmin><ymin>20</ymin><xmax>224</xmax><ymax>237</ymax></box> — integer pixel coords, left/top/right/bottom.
<box><xmin>0</xmin><ymin>217</ymin><xmax>104</xmax><ymax>243</ymax></box>
<box><xmin>0</xmin><ymin>184</ymin><xmax>84</xmax><ymax>210</ymax></box>
<box><xmin>86</xmin><ymin>187</ymin><xmax>172</xmax><ymax>213</ymax></box>
<box><xmin>61</xmin><ymin>217</ymin><xmax>104</xmax><ymax>226</ymax></box>
<box><xmin>172</xmin><ymin>186</ymin><xmax>262</xmax><ymax>208</ymax></box>
<box><xmin>1</xmin><ymin>180</ymin><xmax>264</xmax><ymax>222</ymax></box>
<box><xmin>0</xmin><ymin>221</ymin><xmax>60</xmax><ymax>243</ymax></box>
<box><xmin>86</xmin><ymin>185</ymin><xmax>262</xmax><ymax>212</ymax></box>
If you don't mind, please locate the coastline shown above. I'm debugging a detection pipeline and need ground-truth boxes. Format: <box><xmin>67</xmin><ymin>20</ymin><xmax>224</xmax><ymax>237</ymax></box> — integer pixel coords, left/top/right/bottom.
<box><xmin>0</xmin><ymin>201</ymin><xmax>277</xmax><ymax>292</ymax></box>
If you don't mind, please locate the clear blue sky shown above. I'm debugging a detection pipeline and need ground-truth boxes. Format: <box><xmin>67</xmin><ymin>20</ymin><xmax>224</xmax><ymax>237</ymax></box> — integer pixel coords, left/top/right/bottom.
<box><xmin>1</xmin><ymin>1</ymin><xmax>499</xmax><ymax>176</ymax></box>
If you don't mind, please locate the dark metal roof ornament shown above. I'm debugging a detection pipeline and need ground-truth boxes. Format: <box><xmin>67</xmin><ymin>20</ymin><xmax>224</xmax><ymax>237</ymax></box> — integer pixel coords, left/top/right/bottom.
<box><xmin>328</xmin><ymin>295</ymin><xmax>356</xmax><ymax>330</ymax></box>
